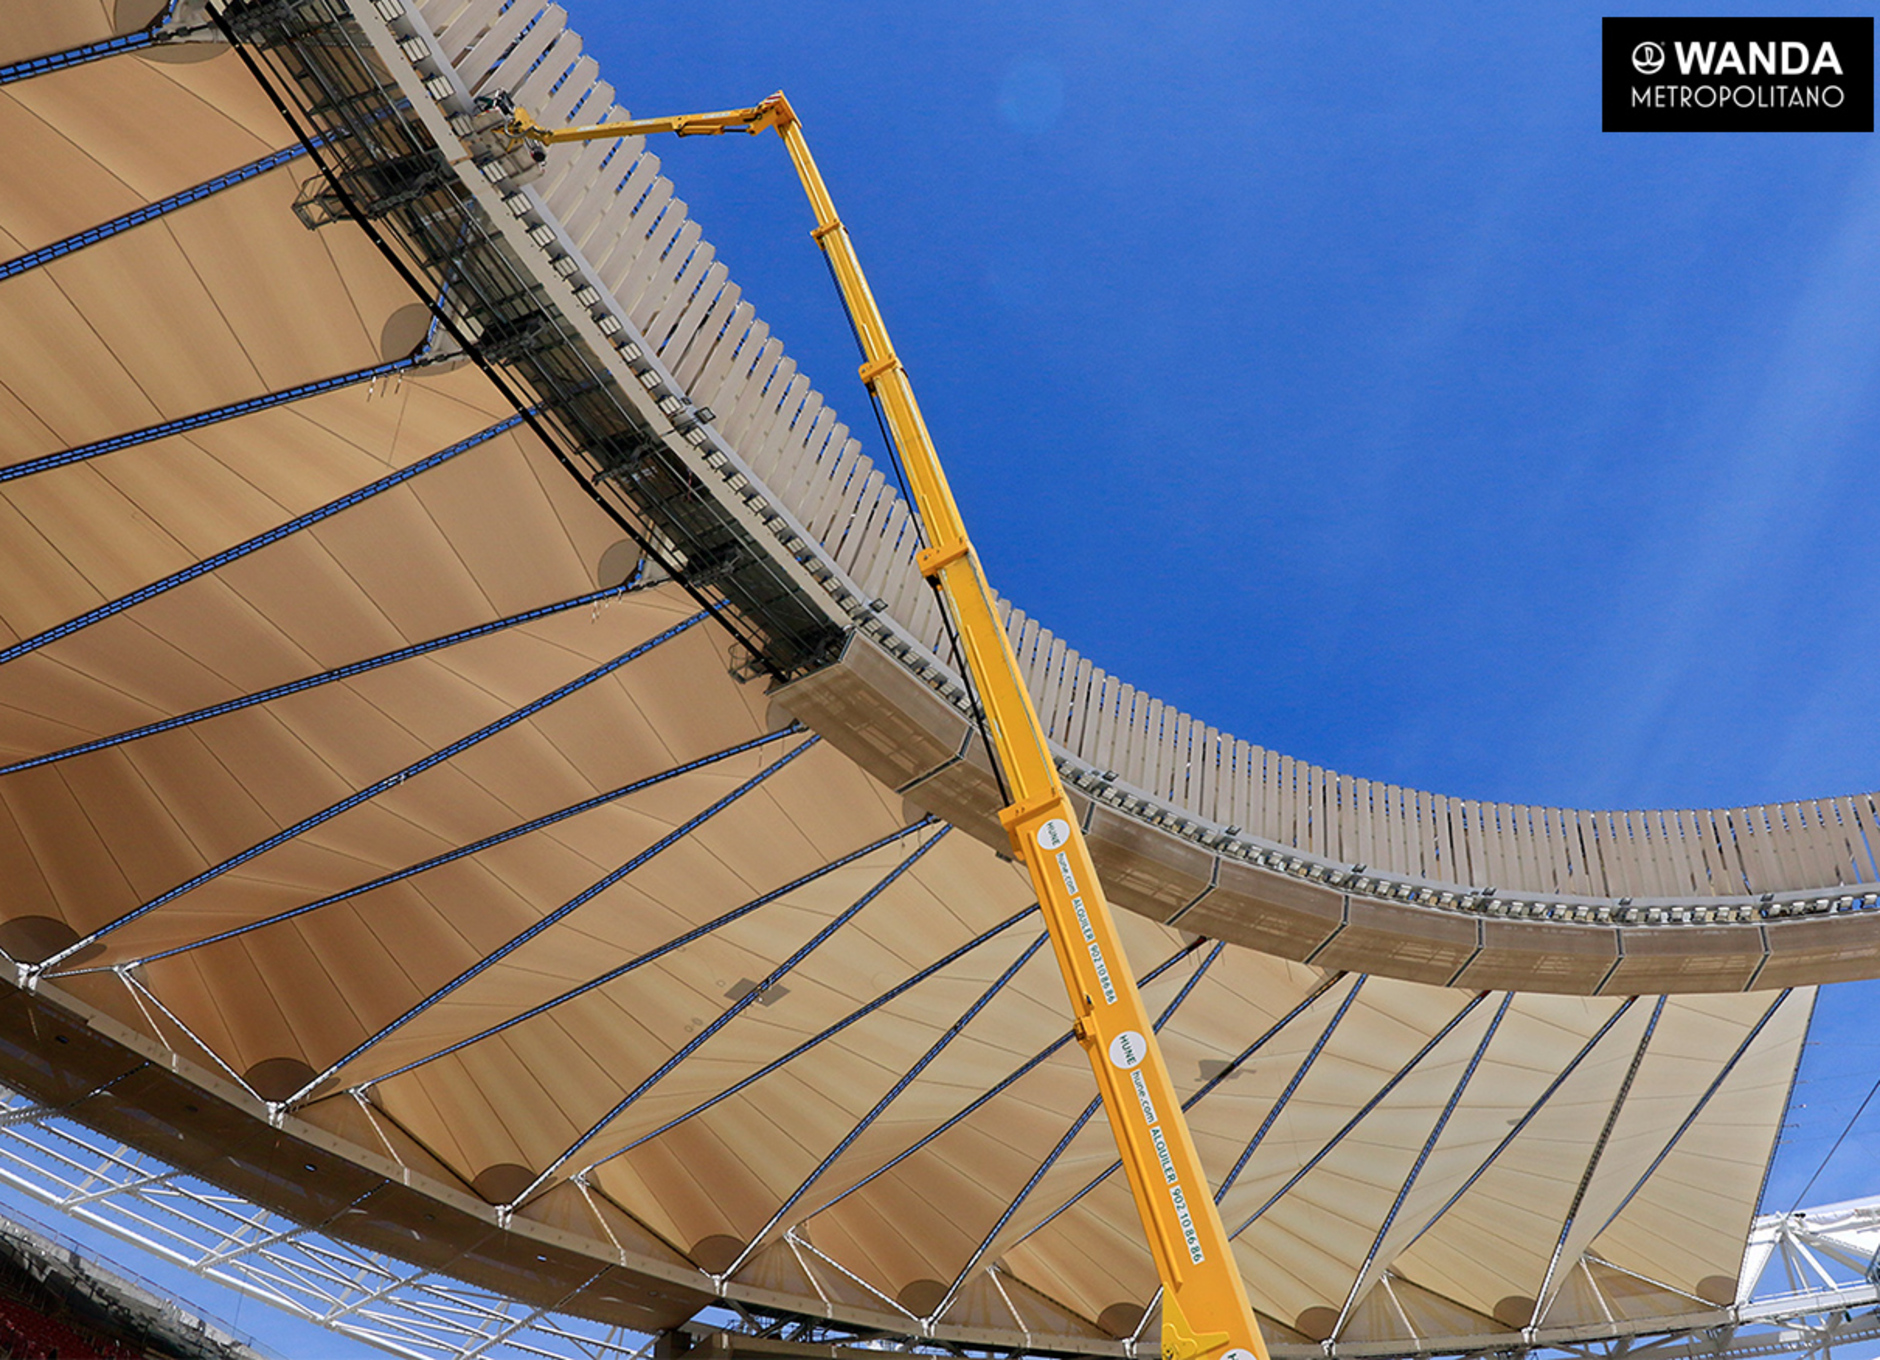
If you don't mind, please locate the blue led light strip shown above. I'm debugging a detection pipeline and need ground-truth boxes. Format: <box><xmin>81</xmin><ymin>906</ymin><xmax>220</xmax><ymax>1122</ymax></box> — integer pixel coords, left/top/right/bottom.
<box><xmin>0</xmin><ymin>412</ymin><xmax>526</xmax><ymax>671</ymax></box>
<box><xmin>0</xmin><ymin>30</ymin><xmax>159</xmax><ymax>87</ymax></box>
<box><xmin>587</xmin><ymin>904</ymin><xmax>1041</xmax><ymax>1170</ymax></box>
<box><xmin>804</xmin><ymin>937</ymin><xmax>1209</xmax><ymax>1220</ymax></box>
<box><xmin>1215</xmin><ymin>974</ymin><xmax>1372</xmax><ymax>1203</ymax></box>
<box><xmin>1185</xmin><ymin>969</ymin><xmax>1350</xmax><ymax>1111</ymax></box>
<box><xmin>1527</xmin><ymin>996</ymin><xmax>1669</xmax><ymax>1317</ymax></box>
<box><xmin>0</xmin><ymin>143</ymin><xmax>312</xmax><ymax>286</ymax></box>
<box><xmin>65</xmin><ymin>726</ymin><xmax>804</xmax><ymax>978</ymax></box>
<box><xmin>1226</xmin><ymin>990</ymin><xmax>1496</xmax><ymax>1238</ymax></box>
<box><xmin>361</xmin><ymin>816</ymin><xmax>936</xmax><ymax>1092</ymax></box>
<box><xmin>723</xmin><ymin>929</ymin><xmax>1054</xmax><ymax>1279</ymax></box>
<box><xmin>289</xmin><ymin>733</ymin><xmax>824</xmax><ymax>1105</ymax></box>
<box><xmin>1393</xmin><ymin>996</ymin><xmax>1641</xmax><ymax>1259</ymax></box>
<box><xmin>937</xmin><ymin>1096</ymin><xmax>1102</xmax><ymax>1318</ymax></box>
<box><xmin>1006</xmin><ymin>950</ymin><xmax>1347</xmax><ymax>1252</ymax></box>
<box><xmin>31</xmin><ymin>600</ymin><xmax>704</xmax><ymax>972</ymax></box>
<box><xmin>0</xmin><ymin>571</ymin><xmax>647</xmax><ymax>779</ymax></box>
<box><xmin>1583</xmin><ymin>988</ymin><xmax>1794</xmax><ymax>1243</ymax></box>
<box><xmin>0</xmin><ymin>350</ymin><xmax>422</xmax><ymax>486</ymax></box>
<box><xmin>931</xmin><ymin>938</ymin><xmax>1226</xmax><ymax>1318</ymax></box>
<box><xmin>511</xmin><ymin>826</ymin><xmax>955</xmax><ymax>1209</ymax></box>
<box><xmin>1328</xmin><ymin>993</ymin><xmax>1515</xmax><ymax>1341</ymax></box>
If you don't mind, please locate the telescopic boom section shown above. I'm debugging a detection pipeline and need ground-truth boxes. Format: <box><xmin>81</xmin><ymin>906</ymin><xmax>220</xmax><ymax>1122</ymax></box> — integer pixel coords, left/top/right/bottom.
<box><xmin>509</xmin><ymin>93</ymin><xmax>1269</xmax><ymax>1360</ymax></box>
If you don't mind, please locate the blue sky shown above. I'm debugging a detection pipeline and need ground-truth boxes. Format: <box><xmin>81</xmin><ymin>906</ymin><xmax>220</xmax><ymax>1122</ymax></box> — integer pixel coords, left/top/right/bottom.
<box><xmin>574</xmin><ymin>2</ymin><xmax>1880</xmax><ymax>813</ymax></box>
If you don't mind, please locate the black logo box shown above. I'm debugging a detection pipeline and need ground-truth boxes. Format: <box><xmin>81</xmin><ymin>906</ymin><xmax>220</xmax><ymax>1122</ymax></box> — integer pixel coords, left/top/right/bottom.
<box><xmin>1604</xmin><ymin>16</ymin><xmax>1873</xmax><ymax>131</ymax></box>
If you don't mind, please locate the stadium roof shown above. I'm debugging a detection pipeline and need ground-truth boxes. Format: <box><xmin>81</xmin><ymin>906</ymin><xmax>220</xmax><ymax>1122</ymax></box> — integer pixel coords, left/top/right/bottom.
<box><xmin>0</xmin><ymin>2</ymin><xmax>1871</xmax><ymax>1354</ymax></box>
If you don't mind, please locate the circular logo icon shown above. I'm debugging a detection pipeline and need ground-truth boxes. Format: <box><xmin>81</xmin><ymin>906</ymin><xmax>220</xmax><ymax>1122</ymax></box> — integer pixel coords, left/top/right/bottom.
<box><xmin>1631</xmin><ymin>41</ymin><xmax>1665</xmax><ymax>75</ymax></box>
<box><xmin>1035</xmin><ymin>817</ymin><xmax>1072</xmax><ymax>850</ymax></box>
<box><xmin>1223</xmin><ymin>1350</ymin><xmax>1258</xmax><ymax>1360</ymax></box>
<box><xmin>1107</xmin><ymin>1030</ymin><xmax>1147</xmax><ymax>1070</ymax></box>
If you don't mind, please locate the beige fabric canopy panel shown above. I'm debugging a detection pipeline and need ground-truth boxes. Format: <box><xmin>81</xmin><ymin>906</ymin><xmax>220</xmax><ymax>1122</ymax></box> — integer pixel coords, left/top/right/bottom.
<box><xmin>0</xmin><ymin>3</ymin><xmax>1855</xmax><ymax>1355</ymax></box>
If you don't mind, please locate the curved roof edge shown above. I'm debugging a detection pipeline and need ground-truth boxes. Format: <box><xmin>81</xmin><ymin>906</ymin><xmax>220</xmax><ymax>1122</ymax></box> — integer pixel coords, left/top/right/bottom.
<box><xmin>358</xmin><ymin>0</ymin><xmax>1880</xmax><ymax>990</ymax></box>
<box><xmin>772</xmin><ymin>633</ymin><xmax>1880</xmax><ymax>993</ymax></box>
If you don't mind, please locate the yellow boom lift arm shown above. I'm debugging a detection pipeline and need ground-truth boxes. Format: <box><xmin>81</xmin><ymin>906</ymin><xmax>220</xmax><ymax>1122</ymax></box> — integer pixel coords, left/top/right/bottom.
<box><xmin>508</xmin><ymin>93</ymin><xmax>1268</xmax><ymax>1360</ymax></box>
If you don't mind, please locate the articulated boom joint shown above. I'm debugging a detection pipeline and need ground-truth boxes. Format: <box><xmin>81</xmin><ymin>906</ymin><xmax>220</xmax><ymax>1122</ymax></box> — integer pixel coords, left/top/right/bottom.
<box><xmin>997</xmin><ymin>791</ymin><xmax>1071</xmax><ymax>844</ymax></box>
<box><xmin>857</xmin><ymin>353</ymin><xmax>898</xmax><ymax>386</ymax></box>
<box><xmin>1163</xmin><ymin>1292</ymin><xmax>1237</xmax><ymax>1360</ymax></box>
<box><xmin>914</xmin><ymin>539</ymin><xmax>970</xmax><ymax>579</ymax></box>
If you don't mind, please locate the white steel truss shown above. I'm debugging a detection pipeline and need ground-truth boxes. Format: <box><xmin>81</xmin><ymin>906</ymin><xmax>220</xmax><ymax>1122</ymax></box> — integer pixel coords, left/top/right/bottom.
<box><xmin>0</xmin><ymin>1084</ymin><xmax>652</xmax><ymax>1360</ymax></box>
<box><xmin>0</xmin><ymin>1073</ymin><xmax>1873</xmax><ymax>1360</ymax></box>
